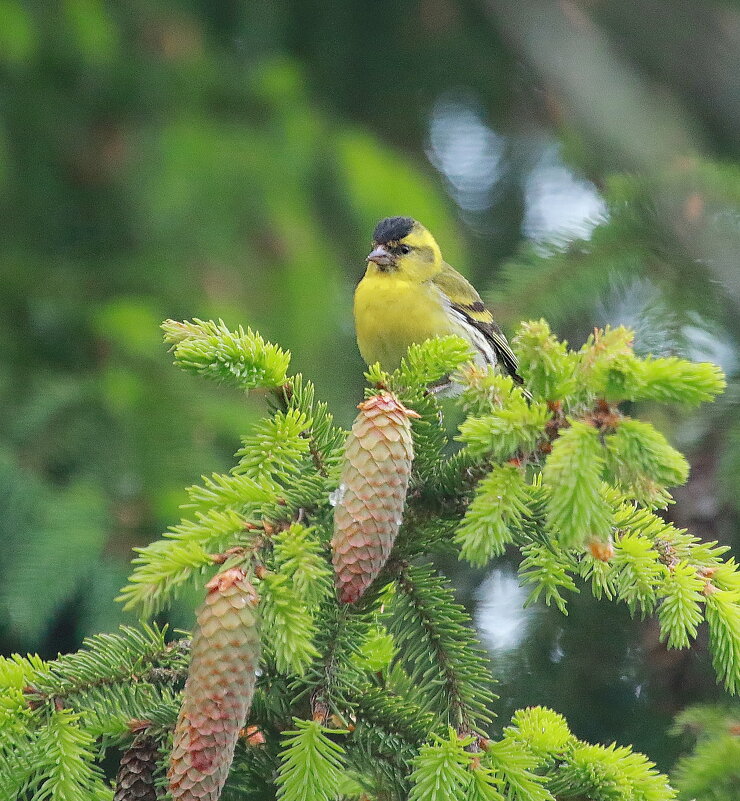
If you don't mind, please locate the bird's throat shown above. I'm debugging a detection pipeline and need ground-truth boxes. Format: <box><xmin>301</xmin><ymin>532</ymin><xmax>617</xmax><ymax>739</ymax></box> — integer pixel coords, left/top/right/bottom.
<box><xmin>354</xmin><ymin>274</ymin><xmax>453</xmax><ymax>370</ymax></box>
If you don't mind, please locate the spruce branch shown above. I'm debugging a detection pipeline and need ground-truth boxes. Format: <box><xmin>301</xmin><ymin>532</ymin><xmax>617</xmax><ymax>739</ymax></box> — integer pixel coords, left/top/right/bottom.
<box><xmin>455</xmin><ymin>463</ymin><xmax>531</xmax><ymax>567</ymax></box>
<box><xmin>275</xmin><ymin>719</ymin><xmax>347</xmax><ymax>801</ymax></box>
<box><xmin>271</xmin><ymin>523</ymin><xmax>332</xmax><ymax>606</ymax></box>
<box><xmin>484</xmin><ymin>736</ymin><xmax>554</xmax><ymax>801</ymax></box>
<box><xmin>502</xmin><ymin>707</ymin><xmax>574</xmax><ymax>763</ymax></box>
<box><xmin>352</xmin><ymin>683</ymin><xmax>440</xmax><ymax>745</ymax></box>
<box><xmin>184</xmin><ymin>471</ymin><xmax>275</xmax><ymax>512</ymax></box>
<box><xmin>657</xmin><ymin>562</ymin><xmax>705</xmax><ymax>649</ymax></box>
<box><xmin>345</xmin><ymin>722</ymin><xmax>417</xmax><ymax>800</ymax></box>
<box><xmin>233</xmin><ymin>409</ymin><xmax>312</xmax><ymax>482</ymax></box>
<box><xmin>366</xmin><ymin>336</ymin><xmax>473</xmax><ymax>490</ymax></box>
<box><xmin>408</xmin><ymin>728</ymin><xmax>481</xmax><ymax>801</ymax></box>
<box><xmin>576</xmin><ymin>325</ymin><xmax>645</xmax><ymax>403</ymax></box>
<box><xmin>34</xmin><ymin>708</ymin><xmax>111</xmax><ymax>800</ymax></box>
<box><xmin>542</xmin><ymin>421</ymin><xmax>613</xmax><ymax>549</ymax></box>
<box><xmin>547</xmin><ymin>741</ymin><xmax>676</xmax><ymax>801</ymax></box>
<box><xmin>511</xmin><ymin>319</ymin><xmax>578</xmax><ymax>402</ymax></box>
<box><xmin>611</xmin><ymin>532</ymin><xmax>664</xmax><ymax>617</ymax></box>
<box><xmin>295</xmin><ymin>602</ymin><xmax>370</xmax><ymax>725</ymax></box>
<box><xmin>73</xmin><ymin>683</ymin><xmax>182</xmax><ymax>740</ymax></box>
<box><xmin>604</xmin><ymin>418</ymin><xmax>689</xmax><ymax>509</ymax></box>
<box><xmin>259</xmin><ymin>572</ymin><xmax>321</xmax><ymax>676</ymax></box>
<box><xmin>670</xmin><ymin>703</ymin><xmax>740</xmax><ymax>801</ymax></box>
<box><xmin>1</xmin><ymin>707</ymin><xmax>112</xmax><ymax>801</ymax></box>
<box><xmin>26</xmin><ymin>625</ymin><xmax>188</xmax><ymax>705</ymax></box>
<box><xmin>635</xmin><ymin>356</ymin><xmax>727</xmax><ymax>406</ymax></box>
<box><xmin>117</xmin><ymin>509</ymin><xmax>256</xmax><ymax>617</ymax></box>
<box><xmin>4</xmin><ymin>316</ymin><xmax>732</xmax><ymax>800</ymax></box>
<box><xmin>280</xmin><ymin>373</ymin><xmax>346</xmax><ymax>480</ymax></box>
<box><xmin>387</xmin><ymin>564</ymin><xmax>494</xmax><ymax>734</ymax></box>
<box><xmin>457</xmin><ymin>391</ymin><xmax>550</xmax><ymax>462</ymax></box>
<box><xmin>519</xmin><ymin>542</ymin><xmax>579</xmax><ymax>615</ymax></box>
<box><xmin>705</xmin><ymin>589</ymin><xmax>740</xmax><ymax>695</ymax></box>
<box><xmin>162</xmin><ymin>318</ymin><xmax>290</xmax><ymax>391</ymax></box>
<box><xmin>387</xmin><ymin>335</ymin><xmax>475</xmax><ymax>393</ymax></box>
<box><xmin>257</xmin><ymin>524</ymin><xmax>332</xmax><ymax>677</ymax></box>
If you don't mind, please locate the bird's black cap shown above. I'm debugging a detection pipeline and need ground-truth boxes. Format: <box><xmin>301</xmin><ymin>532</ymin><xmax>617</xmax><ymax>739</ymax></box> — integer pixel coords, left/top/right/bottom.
<box><xmin>373</xmin><ymin>216</ymin><xmax>415</xmax><ymax>244</ymax></box>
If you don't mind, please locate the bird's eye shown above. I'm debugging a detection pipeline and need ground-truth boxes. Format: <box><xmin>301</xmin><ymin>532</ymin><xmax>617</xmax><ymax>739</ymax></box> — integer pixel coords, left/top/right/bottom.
<box><xmin>399</xmin><ymin>244</ymin><xmax>411</xmax><ymax>255</ymax></box>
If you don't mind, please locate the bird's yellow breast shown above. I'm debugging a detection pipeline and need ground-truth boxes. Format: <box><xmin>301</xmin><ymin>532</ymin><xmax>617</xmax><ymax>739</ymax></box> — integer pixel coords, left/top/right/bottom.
<box><xmin>354</xmin><ymin>271</ymin><xmax>454</xmax><ymax>370</ymax></box>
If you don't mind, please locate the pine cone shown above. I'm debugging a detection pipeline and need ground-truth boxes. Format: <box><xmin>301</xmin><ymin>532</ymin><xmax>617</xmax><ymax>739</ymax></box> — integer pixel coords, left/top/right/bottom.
<box><xmin>332</xmin><ymin>392</ymin><xmax>418</xmax><ymax>603</ymax></box>
<box><xmin>168</xmin><ymin>568</ymin><xmax>261</xmax><ymax>801</ymax></box>
<box><xmin>114</xmin><ymin>732</ymin><xmax>160</xmax><ymax>801</ymax></box>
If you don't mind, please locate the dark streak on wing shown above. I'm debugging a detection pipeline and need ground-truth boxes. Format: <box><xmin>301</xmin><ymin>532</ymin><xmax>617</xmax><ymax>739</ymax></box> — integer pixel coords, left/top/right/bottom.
<box><xmin>452</xmin><ymin>302</ymin><xmax>524</xmax><ymax>384</ymax></box>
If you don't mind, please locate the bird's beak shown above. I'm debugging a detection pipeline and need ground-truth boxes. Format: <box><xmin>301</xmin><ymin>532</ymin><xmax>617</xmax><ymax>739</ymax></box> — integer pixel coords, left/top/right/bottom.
<box><xmin>367</xmin><ymin>245</ymin><xmax>393</xmax><ymax>267</ymax></box>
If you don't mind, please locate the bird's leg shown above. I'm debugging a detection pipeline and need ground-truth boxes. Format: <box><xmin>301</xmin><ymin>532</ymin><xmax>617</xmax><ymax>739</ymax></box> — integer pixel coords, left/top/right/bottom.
<box><xmin>427</xmin><ymin>376</ymin><xmax>463</xmax><ymax>398</ymax></box>
<box><xmin>428</xmin><ymin>377</ymin><xmax>453</xmax><ymax>395</ymax></box>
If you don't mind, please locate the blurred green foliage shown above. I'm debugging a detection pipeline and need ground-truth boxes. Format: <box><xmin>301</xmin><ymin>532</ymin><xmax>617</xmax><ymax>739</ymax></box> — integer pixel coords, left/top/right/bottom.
<box><xmin>671</xmin><ymin>704</ymin><xmax>740</xmax><ymax>800</ymax></box>
<box><xmin>0</xmin><ymin>0</ymin><xmax>737</xmax><ymax>781</ymax></box>
<box><xmin>0</xmin><ymin>0</ymin><xmax>465</xmax><ymax>651</ymax></box>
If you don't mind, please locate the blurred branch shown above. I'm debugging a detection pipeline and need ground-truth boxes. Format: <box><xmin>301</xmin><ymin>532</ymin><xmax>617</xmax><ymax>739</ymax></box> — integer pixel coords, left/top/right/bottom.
<box><xmin>484</xmin><ymin>0</ymin><xmax>740</xmax><ymax>314</ymax></box>
<box><xmin>484</xmin><ymin>0</ymin><xmax>698</xmax><ymax>173</ymax></box>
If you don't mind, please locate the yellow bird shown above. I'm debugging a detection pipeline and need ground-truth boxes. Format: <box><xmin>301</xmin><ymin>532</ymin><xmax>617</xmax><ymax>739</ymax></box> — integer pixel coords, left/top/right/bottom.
<box><xmin>354</xmin><ymin>216</ymin><xmax>524</xmax><ymax>385</ymax></box>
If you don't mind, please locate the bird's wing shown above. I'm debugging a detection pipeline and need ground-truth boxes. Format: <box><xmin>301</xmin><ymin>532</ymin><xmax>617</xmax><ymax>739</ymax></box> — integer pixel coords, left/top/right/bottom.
<box><xmin>432</xmin><ymin>263</ymin><xmax>523</xmax><ymax>384</ymax></box>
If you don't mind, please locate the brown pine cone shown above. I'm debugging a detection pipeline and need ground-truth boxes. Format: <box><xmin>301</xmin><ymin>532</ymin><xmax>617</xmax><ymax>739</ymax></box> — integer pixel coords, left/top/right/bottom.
<box><xmin>168</xmin><ymin>568</ymin><xmax>260</xmax><ymax>801</ymax></box>
<box><xmin>332</xmin><ymin>392</ymin><xmax>418</xmax><ymax>603</ymax></box>
<box><xmin>114</xmin><ymin>732</ymin><xmax>160</xmax><ymax>801</ymax></box>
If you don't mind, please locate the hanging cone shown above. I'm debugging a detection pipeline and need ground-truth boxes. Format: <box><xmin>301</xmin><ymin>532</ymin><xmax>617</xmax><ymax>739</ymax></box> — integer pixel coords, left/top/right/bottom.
<box><xmin>114</xmin><ymin>732</ymin><xmax>160</xmax><ymax>801</ymax></box>
<box><xmin>332</xmin><ymin>392</ymin><xmax>418</xmax><ymax>603</ymax></box>
<box><xmin>168</xmin><ymin>568</ymin><xmax>261</xmax><ymax>801</ymax></box>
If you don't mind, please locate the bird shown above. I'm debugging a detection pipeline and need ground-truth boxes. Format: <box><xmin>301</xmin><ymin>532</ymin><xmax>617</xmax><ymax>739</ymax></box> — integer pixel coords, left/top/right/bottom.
<box><xmin>354</xmin><ymin>216</ymin><xmax>525</xmax><ymax>387</ymax></box>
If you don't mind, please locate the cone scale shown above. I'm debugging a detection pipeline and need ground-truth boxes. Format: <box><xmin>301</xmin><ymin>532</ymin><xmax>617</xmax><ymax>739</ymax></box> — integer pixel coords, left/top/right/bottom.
<box><xmin>114</xmin><ymin>732</ymin><xmax>160</xmax><ymax>801</ymax></box>
<box><xmin>168</xmin><ymin>568</ymin><xmax>260</xmax><ymax>801</ymax></box>
<box><xmin>332</xmin><ymin>392</ymin><xmax>418</xmax><ymax>603</ymax></box>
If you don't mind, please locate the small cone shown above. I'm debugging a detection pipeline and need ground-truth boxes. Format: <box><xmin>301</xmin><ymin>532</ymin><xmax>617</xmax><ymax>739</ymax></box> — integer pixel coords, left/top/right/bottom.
<box><xmin>168</xmin><ymin>568</ymin><xmax>261</xmax><ymax>801</ymax></box>
<box><xmin>114</xmin><ymin>732</ymin><xmax>160</xmax><ymax>801</ymax></box>
<box><xmin>332</xmin><ymin>392</ymin><xmax>418</xmax><ymax>603</ymax></box>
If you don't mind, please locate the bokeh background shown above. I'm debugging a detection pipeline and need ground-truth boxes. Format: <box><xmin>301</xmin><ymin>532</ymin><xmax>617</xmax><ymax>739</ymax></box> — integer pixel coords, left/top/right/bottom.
<box><xmin>1</xmin><ymin>0</ymin><xmax>738</xmax><ymax>785</ymax></box>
